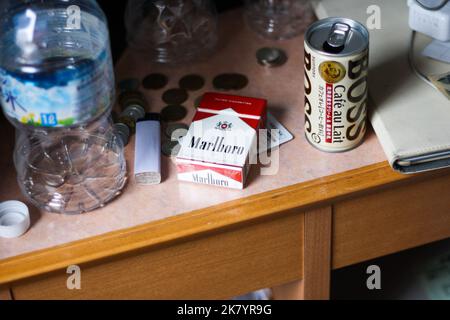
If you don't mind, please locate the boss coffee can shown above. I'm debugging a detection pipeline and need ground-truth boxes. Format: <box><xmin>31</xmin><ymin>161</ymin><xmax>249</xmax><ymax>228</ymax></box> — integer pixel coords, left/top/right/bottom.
<box><xmin>304</xmin><ymin>17</ymin><xmax>369</xmax><ymax>152</ymax></box>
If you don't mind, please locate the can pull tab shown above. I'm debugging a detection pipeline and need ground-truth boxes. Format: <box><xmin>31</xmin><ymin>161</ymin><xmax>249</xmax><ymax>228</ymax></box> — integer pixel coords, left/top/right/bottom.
<box><xmin>323</xmin><ymin>22</ymin><xmax>350</xmax><ymax>53</ymax></box>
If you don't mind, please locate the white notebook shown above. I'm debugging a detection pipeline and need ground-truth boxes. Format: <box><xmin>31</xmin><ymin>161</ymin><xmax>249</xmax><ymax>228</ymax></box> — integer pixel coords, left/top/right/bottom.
<box><xmin>313</xmin><ymin>0</ymin><xmax>450</xmax><ymax>173</ymax></box>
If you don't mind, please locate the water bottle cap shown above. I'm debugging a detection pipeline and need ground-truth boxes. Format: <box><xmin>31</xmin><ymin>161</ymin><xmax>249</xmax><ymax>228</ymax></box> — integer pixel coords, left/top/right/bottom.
<box><xmin>0</xmin><ymin>201</ymin><xmax>30</xmax><ymax>239</ymax></box>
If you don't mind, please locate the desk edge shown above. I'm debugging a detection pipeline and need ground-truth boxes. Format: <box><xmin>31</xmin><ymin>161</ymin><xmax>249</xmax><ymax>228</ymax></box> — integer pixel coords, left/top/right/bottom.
<box><xmin>0</xmin><ymin>161</ymin><xmax>439</xmax><ymax>285</ymax></box>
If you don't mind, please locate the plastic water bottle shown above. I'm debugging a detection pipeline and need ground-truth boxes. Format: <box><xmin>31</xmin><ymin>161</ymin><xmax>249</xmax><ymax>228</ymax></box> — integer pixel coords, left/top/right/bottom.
<box><xmin>0</xmin><ymin>0</ymin><xmax>127</xmax><ymax>214</ymax></box>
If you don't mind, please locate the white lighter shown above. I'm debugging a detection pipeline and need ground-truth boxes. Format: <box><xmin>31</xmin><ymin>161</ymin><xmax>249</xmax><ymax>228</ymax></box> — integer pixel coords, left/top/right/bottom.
<box><xmin>134</xmin><ymin>113</ymin><xmax>161</xmax><ymax>185</ymax></box>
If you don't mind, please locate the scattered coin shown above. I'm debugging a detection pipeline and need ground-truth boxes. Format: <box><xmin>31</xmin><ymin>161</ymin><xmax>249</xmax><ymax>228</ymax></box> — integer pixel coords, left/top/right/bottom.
<box><xmin>256</xmin><ymin>47</ymin><xmax>288</xmax><ymax>67</ymax></box>
<box><xmin>161</xmin><ymin>105</ymin><xmax>188</xmax><ymax>122</ymax></box>
<box><xmin>179</xmin><ymin>74</ymin><xmax>206</xmax><ymax>91</ymax></box>
<box><xmin>142</xmin><ymin>73</ymin><xmax>168</xmax><ymax>90</ymax></box>
<box><xmin>118</xmin><ymin>78</ymin><xmax>140</xmax><ymax>92</ymax></box>
<box><xmin>162</xmin><ymin>140</ymin><xmax>181</xmax><ymax>157</ymax></box>
<box><xmin>194</xmin><ymin>94</ymin><xmax>204</xmax><ymax>108</ymax></box>
<box><xmin>162</xmin><ymin>88</ymin><xmax>189</xmax><ymax>105</ymax></box>
<box><xmin>165</xmin><ymin>123</ymin><xmax>189</xmax><ymax>139</ymax></box>
<box><xmin>213</xmin><ymin>73</ymin><xmax>249</xmax><ymax>91</ymax></box>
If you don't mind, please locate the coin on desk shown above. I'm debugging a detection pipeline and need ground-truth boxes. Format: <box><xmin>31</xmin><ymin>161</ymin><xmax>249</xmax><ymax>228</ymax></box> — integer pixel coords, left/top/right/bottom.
<box><xmin>256</xmin><ymin>47</ymin><xmax>288</xmax><ymax>67</ymax></box>
<box><xmin>162</xmin><ymin>88</ymin><xmax>189</xmax><ymax>105</ymax></box>
<box><xmin>213</xmin><ymin>73</ymin><xmax>248</xmax><ymax>91</ymax></box>
<box><xmin>179</xmin><ymin>74</ymin><xmax>205</xmax><ymax>91</ymax></box>
<box><xmin>162</xmin><ymin>140</ymin><xmax>181</xmax><ymax>157</ymax></box>
<box><xmin>142</xmin><ymin>73</ymin><xmax>168</xmax><ymax>90</ymax></box>
<box><xmin>161</xmin><ymin>105</ymin><xmax>188</xmax><ymax>122</ymax></box>
<box><xmin>165</xmin><ymin>123</ymin><xmax>189</xmax><ymax>139</ymax></box>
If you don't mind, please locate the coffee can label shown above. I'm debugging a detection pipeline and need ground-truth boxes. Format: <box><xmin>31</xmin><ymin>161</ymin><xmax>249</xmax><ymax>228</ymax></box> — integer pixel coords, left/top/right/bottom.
<box><xmin>304</xmin><ymin>18</ymin><xmax>369</xmax><ymax>152</ymax></box>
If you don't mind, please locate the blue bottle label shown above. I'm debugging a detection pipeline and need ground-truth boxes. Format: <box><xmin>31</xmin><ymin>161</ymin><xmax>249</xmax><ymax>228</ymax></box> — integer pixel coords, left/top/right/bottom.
<box><xmin>0</xmin><ymin>49</ymin><xmax>114</xmax><ymax>127</ymax></box>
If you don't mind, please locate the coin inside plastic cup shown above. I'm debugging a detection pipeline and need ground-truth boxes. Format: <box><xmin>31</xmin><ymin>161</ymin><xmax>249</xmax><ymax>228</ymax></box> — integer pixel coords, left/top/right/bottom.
<box><xmin>0</xmin><ymin>201</ymin><xmax>30</xmax><ymax>239</ymax></box>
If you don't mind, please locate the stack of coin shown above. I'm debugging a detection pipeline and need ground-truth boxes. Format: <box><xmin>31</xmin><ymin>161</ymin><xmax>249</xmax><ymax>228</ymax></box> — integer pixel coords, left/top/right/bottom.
<box><xmin>114</xmin><ymin>123</ymin><xmax>131</xmax><ymax>146</ymax></box>
<box><xmin>118</xmin><ymin>90</ymin><xmax>148</xmax><ymax>111</ymax></box>
<box><xmin>122</xmin><ymin>104</ymin><xmax>146</xmax><ymax>122</ymax></box>
<box><xmin>117</xmin><ymin>104</ymin><xmax>146</xmax><ymax>134</ymax></box>
<box><xmin>256</xmin><ymin>47</ymin><xmax>288</xmax><ymax>67</ymax></box>
<box><xmin>213</xmin><ymin>73</ymin><xmax>249</xmax><ymax>91</ymax></box>
<box><xmin>113</xmin><ymin>104</ymin><xmax>145</xmax><ymax>146</ymax></box>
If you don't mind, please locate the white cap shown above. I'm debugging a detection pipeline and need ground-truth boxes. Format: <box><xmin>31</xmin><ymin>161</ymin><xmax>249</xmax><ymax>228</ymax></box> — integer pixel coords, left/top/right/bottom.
<box><xmin>0</xmin><ymin>201</ymin><xmax>30</xmax><ymax>239</ymax></box>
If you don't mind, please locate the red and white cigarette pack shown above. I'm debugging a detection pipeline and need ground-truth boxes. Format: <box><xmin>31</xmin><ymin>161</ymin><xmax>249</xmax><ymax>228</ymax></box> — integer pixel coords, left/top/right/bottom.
<box><xmin>176</xmin><ymin>92</ymin><xmax>267</xmax><ymax>189</ymax></box>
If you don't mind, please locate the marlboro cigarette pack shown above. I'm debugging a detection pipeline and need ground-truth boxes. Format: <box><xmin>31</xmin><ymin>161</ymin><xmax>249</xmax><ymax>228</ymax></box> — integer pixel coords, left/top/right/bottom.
<box><xmin>176</xmin><ymin>92</ymin><xmax>267</xmax><ymax>189</ymax></box>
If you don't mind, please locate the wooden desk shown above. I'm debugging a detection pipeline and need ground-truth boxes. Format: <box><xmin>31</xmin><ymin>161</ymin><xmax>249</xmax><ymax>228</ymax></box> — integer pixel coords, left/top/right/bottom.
<box><xmin>1</xmin><ymin>9</ymin><xmax>450</xmax><ymax>300</ymax></box>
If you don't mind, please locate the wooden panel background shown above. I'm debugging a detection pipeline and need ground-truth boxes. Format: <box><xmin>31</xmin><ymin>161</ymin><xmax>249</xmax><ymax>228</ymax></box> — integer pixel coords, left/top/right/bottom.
<box><xmin>11</xmin><ymin>213</ymin><xmax>304</xmax><ymax>300</ymax></box>
<box><xmin>333</xmin><ymin>174</ymin><xmax>450</xmax><ymax>269</ymax></box>
<box><xmin>303</xmin><ymin>207</ymin><xmax>332</xmax><ymax>300</ymax></box>
<box><xmin>0</xmin><ymin>287</ymin><xmax>13</xmax><ymax>300</ymax></box>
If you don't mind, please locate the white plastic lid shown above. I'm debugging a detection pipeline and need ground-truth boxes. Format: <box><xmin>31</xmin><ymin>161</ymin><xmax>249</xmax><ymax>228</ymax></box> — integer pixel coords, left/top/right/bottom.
<box><xmin>0</xmin><ymin>201</ymin><xmax>30</xmax><ymax>239</ymax></box>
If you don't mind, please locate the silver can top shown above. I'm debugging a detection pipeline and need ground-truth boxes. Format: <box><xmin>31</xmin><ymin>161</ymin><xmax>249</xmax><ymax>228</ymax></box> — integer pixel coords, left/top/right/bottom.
<box><xmin>305</xmin><ymin>17</ymin><xmax>369</xmax><ymax>57</ymax></box>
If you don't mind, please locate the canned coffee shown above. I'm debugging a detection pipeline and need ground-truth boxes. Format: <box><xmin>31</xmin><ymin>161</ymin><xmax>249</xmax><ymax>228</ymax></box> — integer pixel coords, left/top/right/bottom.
<box><xmin>304</xmin><ymin>17</ymin><xmax>369</xmax><ymax>152</ymax></box>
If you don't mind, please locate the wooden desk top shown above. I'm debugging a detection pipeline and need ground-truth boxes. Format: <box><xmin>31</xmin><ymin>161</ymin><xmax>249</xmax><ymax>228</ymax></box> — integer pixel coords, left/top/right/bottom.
<box><xmin>0</xmin><ymin>9</ymin><xmax>412</xmax><ymax>285</ymax></box>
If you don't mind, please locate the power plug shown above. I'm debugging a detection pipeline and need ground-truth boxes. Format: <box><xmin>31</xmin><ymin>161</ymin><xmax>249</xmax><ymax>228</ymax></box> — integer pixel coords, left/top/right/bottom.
<box><xmin>408</xmin><ymin>0</ymin><xmax>450</xmax><ymax>41</ymax></box>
